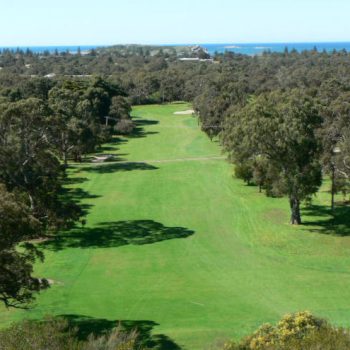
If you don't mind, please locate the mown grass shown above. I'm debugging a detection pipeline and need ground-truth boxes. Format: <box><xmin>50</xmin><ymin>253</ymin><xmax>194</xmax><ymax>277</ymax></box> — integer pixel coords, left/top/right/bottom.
<box><xmin>1</xmin><ymin>103</ymin><xmax>350</xmax><ymax>349</ymax></box>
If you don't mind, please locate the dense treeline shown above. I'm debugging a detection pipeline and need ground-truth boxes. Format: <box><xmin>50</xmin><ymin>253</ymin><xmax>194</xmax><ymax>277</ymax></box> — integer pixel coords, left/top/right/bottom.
<box><xmin>0</xmin><ymin>45</ymin><xmax>212</xmax><ymax>105</ymax></box>
<box><xmin>193</xmin><ymin>50</ymin><xmax>350</xmax><ymax>223</ymax></box>
<box><xmin>0</xmin><ymin>75</ymin><xmax>131</xmax><ymax>307</ymax></box>
<box><xmin>0</xmin><ymin>45</ymin><xmax>192</xmax><ymax>76</ymax></box>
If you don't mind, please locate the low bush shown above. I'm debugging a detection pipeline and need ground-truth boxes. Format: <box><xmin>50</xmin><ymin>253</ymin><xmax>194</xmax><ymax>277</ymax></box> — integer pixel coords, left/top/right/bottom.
<box><xmin>223</xmin><ymin>311</ymin><xmax>350</xmax><ymax>350</ymax></box>
<box><xmin>0</xmin><ymin>317</ymin><xmax>140</xmax><ymax>350</ymax></box>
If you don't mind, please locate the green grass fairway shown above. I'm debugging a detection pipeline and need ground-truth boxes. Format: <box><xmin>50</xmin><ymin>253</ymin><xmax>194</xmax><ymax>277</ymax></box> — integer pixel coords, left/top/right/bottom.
<box><xmin>2</xmin><ymin>103</ymin><xmax>350</xmax><ymax>349</ymax></box>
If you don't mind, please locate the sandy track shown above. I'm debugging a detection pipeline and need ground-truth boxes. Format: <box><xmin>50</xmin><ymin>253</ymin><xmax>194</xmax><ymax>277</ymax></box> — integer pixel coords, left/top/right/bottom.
<box><xmin>174</xmin><ymin>109</ymin><xmax>195</xmax><ymax>115</ymax></box>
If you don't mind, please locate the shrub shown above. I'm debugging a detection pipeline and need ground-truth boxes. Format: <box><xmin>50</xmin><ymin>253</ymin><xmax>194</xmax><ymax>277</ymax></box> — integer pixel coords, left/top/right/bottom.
<box><xmin>0</xmin><ymin>318</ymin><xmax>141</xmax><ymax>350</ymax></box>
<box><xmin>223</xmin><ymin>311</ymin><xmax>350</xmax><ymax>350</ymax></box>
<box><xmin>115</xmin><ymin>119</ymin><xmax>134</xmax><ymax>135</ymax></box>
<box><xmin>84</xmin><ymin>327</ymin><xmax>138</xmax><ymax>350</ymax></box>
<box><xmin>234</xmin><ymin>162</ymin><xmax>253</xmax><ymax>185</ymax></box>
<box><xmin>0</xmin><ymin>317</ymin><xmax>80</xmax><ymax>350</ymax></box>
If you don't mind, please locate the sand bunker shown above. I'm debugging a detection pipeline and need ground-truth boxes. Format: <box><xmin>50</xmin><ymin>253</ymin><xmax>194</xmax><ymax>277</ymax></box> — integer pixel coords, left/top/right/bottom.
<box><xmin>174</xmin><ymin>109</ymin><xmax>195</xmax><ymax>115</ymax></box>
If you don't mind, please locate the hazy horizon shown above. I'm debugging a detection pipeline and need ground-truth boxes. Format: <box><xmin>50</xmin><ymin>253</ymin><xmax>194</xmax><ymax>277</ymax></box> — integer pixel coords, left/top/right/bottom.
<box><xmin>2</xmin><ymin>0</ymin><xmax>350</xmax><ymax>46</ymax></box>
<box><xmin>2</xmin><ymin>41</ymin><xmax>350</xmax><ymax>51</ymax></box>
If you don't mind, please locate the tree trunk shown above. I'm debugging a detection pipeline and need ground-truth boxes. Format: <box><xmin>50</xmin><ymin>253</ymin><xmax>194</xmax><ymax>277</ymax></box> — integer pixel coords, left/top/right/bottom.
<box><xmin>331</xmin><ymin>164</ymin><xmax>335</xmax><ymax>211</ymax></box>
<box><xmin>63</xmin><ymin>150</ymin><xmax>68</xmax><ymax>168</ymax></box>
<box><xmin>62</xmin><ymin>132</ymin><xmax>68</xmax><ymax>168</ymax></box>
<box><xmin>290</xmin><ymin>197</ymin><xmax>301</xmax><ymax>225</ymax></box>
<box><xmin>28</xmin><ymin>193</ymin><xmax>35</xmax><ymax>211</ymax></box>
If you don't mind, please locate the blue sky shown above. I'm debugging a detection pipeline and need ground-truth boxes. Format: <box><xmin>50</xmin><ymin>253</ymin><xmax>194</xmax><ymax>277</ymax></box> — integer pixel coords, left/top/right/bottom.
<box><xmin>2</xmin><ymin>0</ymin><xmax>350</xmax><ymax>45</ymax></box>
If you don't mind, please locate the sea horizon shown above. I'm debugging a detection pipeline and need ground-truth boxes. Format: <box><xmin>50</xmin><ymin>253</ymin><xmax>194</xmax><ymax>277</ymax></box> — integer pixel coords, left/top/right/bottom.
<box><xmin>2</xmin><ymin>42</ymin><xmax>350</xmax><ymax>55</ymax></box>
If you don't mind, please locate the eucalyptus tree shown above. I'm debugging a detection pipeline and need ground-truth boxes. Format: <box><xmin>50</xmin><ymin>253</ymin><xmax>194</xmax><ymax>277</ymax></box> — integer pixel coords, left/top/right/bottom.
<box><xmin>0</xmin><ymin>184</ymin><xmax>48</xmax><ymax>308</ymax></box>
<box><xmin>109</xmin><ymin>95</ymin><xmax>132</xmax><ymax>121</ymax></box>
<box><xmin>48</xmin><ymin>86</ymin><xmax>82</xmax><ymax>165</ymax></box>
<box><xmin>337</xmin><ymin>128</ymin><xmax>350</xmax><ymax>179</ymax></box>
<box><xmin>319</xmin><ymin>89</ymin><xmax>350</xmax><ymax>208</ymax></box>
<box><xmin>223</xmin><ymin>90</ymin><xmax>323</xmax><ymax>224</ymax></box>
<box><xmin>193</xmin><ymin>86</ymin><xmax>231</xmax><ymax>140</ymax></box>
<box><xmin>0</xmin><ymin>97</ymin><xmax>79</xmax><ymax>229</ymax></box>
<box><xmin>0</xmin><ymin>97</ymin><xmax>82</xmax><ymax>308</ymax></box>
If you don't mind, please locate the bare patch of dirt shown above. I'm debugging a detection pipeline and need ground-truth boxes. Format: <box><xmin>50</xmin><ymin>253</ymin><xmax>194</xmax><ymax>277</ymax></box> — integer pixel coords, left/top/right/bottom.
<box><xmin>174</xmin><ymin>109</ymin><xmax>195</xmax><ymax>115</ymax></box>
<box><xmin>27</xmin><ymin>236</ymin><xmax>54</xmax><ymax>244</ymax></box>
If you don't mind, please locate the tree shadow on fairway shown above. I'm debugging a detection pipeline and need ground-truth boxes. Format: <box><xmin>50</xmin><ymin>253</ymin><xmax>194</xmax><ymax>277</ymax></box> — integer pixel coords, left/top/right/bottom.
<box><xmin>133</xmin><ymin>118</ymin><xmax>159</xmax><ymax>127</ymax></box>
<box><xmin>63</xmin><ymin>176</ymin><xmax>90</xmax><ymax>186</ymax></box>
<box><xmin>61</xmin><ymin>315</ymin><xmax>181</xmax><ymax>350</ymax></box>
<box><xmin>302</xmin><ymin>204</ymin><xmax>350</xmax><ymax>236</ymax></box>
<box><xmin>41</xmin><ymin>220</ymin><xmax>194</xmax><ymax>251</ymax></box>
<box><xmin>58</xmin><ymin>173</ymin><xmax>101</xmax><ymax>226</ymax></box>
<box><xmin>60</xmin><ymin>184</ymin><xmax>101</xmax><ymax>219</ymax></box>
<box><xmin>83</xmin><ymin>162</ymin><xmax>158</xmax><ymax>174</ymax></box>
<box><xmin>127</xmin><ymin>118</ymin><xmax>159</xmax><ymax>139</ymax></box>
<box><xmin>96</xmin><ymin>136</ymin><xmax>128</xmax><ymax>153</ymax></box>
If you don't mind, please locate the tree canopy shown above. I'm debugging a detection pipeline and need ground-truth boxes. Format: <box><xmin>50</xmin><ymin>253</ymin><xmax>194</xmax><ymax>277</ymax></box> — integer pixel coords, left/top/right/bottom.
<box><xmin>223</xmin><ymin>90</ymin><xmax>323</xmax><ymax>224</ymax></box>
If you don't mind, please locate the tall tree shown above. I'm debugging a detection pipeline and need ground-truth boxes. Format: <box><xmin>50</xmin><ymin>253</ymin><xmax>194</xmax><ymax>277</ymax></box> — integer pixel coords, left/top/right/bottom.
<box><xmin>318</xmin><ymin>82</ymin><xmax>350</xmax><ymax>210</ymax></box>
<box><xmin>0</xmin><ymin>98</ymin><xmax>79</xmax><ymax>229</ymax></box>
<box><xmin>48</xmin><ymin>86</ymin><xmax>82</xmax><ymax>166</ymax></box>
<box><xmin>109</xmin><ymin>95</ymin><xmax>131</xmax><ymax>121</ymax></box>
<box><xmin>48</xmin><ymin>78</ymin><xmax>119</xmax><ymax>164</ymax></box>
<box><xmin>223</xmin><ymin>90</ymin><xmax>323</xmax><ymax>224</ymax></box>
<box><xmin>0</xmin><ymin>184</ymin><xmax>48</xmax><ymax>308</ymax></box>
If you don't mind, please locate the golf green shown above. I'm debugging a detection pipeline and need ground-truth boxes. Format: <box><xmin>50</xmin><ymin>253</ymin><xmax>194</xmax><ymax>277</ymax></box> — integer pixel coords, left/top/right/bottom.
<box><xmin>2</xmin><ymin>103</ymin><xmax>350</xmax><ymax>349</ymax></box>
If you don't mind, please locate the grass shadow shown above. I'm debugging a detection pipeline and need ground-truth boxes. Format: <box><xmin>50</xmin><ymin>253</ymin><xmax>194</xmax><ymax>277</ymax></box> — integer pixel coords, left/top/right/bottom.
<box><xmin>128</xmin><ymin>127</ymin><xmax>159</xmax><ymax>139</ymax></box>
<box><xmin>63</xmin><ymin>187</ymin><xmax>100</xmax><ymax>201</ymax></box>
<box><xmin>63</xmin><ymin>175</ymin><xmax>89</xmax><ymax>186</ymax></box>
<box><xmin>95</xmin><ymin>136</ymin><xmax>128</xmax><ymax>152</ymax></box>
<box><xmin>62</xmin><ymin>315</ymin><xmax>181</xmax><ymax>350</ymax></box>
<box><xmin>59</xmin><ymin>187</ymin><xmax>100</xmax><ymax>226</ymax></box>
<box><xmin>41</xmin><ymin>220</ymin><xmax>194</xmax><ymax>251</ymax></box>
<box><xmin>302</xmin><ymin>204</ymin><xmax>350</xmax><ymax>236</ymax></box>
<box><xmin>58</xmin><ymin>169</ymin><xmax>101</xmax><ymax>226</ymax></box>
<box><xmin>127</xmin><ymin>118</ymin><xmax>159</xmax><ymax>139</ymax></box>
<box><xmin>133</xmin><ymin>118</ymin><xmax>159</xmax><ymax>127</ymax></box>
<box><xmin>83</xmin><ymin>162</ymin><xmax>158</xmax><ymax>174</ymax></box>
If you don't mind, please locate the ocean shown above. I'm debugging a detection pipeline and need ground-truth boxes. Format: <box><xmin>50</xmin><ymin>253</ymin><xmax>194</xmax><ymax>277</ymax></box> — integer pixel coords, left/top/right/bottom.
<box><xmin>201</xmin><ymin>42</ymin><xmax>350</xmax><ymax>55</ymax></box>
<box><xmin>1</xmin><ymin>43</ymin><xmax>350</xmax><ymax>56</ymax></box>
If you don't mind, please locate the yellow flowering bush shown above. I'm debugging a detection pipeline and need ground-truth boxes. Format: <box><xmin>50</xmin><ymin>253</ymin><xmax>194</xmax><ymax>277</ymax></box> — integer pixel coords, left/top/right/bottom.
<box><xmin>221</xmin><ymin>311</ymin><xmax>349</xmax><ymax>350</ymax></box>
<box><xmin>276</xmin><ymin>311</ymin><xmax>323</xmax><ymax>343</ymax></box>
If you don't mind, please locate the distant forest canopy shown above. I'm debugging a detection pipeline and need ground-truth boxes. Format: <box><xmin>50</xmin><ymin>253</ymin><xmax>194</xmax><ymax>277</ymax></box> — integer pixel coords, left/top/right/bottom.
<box><xmin>1</xmin><ymin>44</ymin><xmax>350</xmax><ymax>307</ymax></box>
<box><xmin>1</xmin><ymin>43</ymin><xmax>350</xmax><ymax>104</ymax></box>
